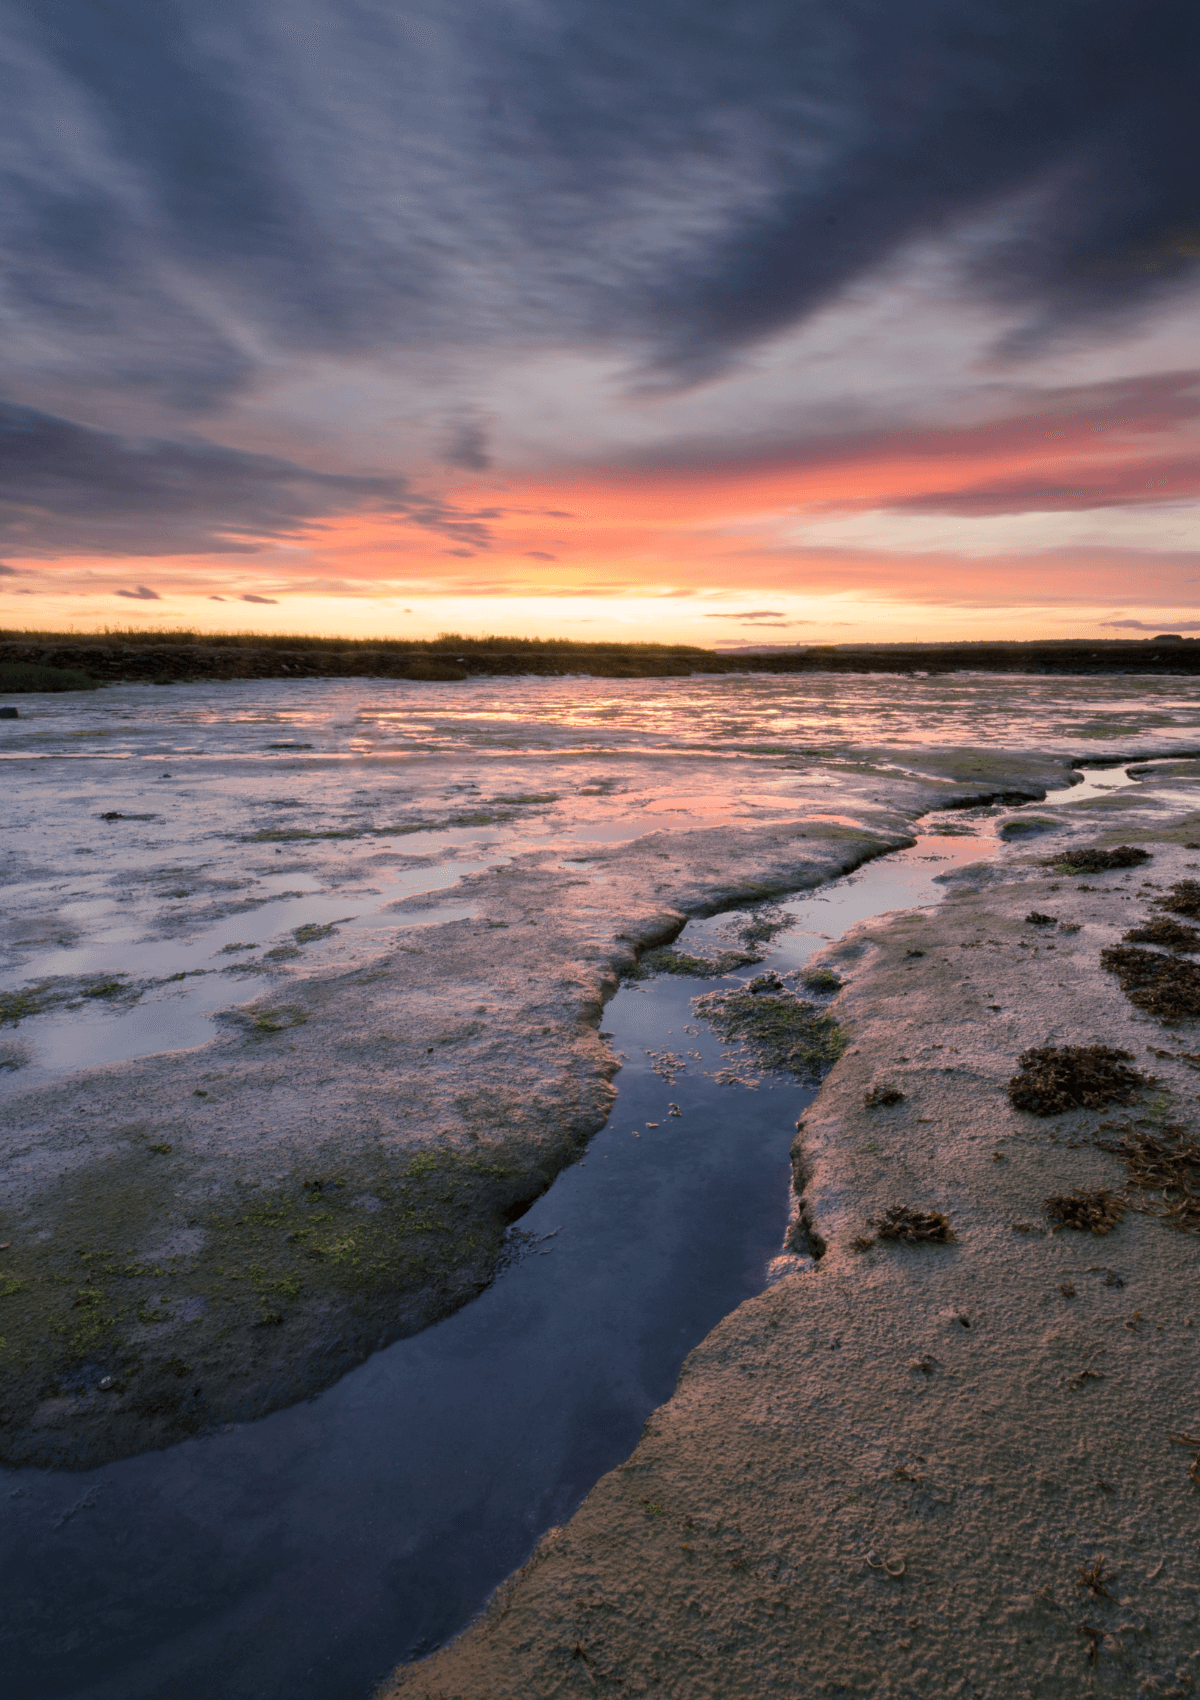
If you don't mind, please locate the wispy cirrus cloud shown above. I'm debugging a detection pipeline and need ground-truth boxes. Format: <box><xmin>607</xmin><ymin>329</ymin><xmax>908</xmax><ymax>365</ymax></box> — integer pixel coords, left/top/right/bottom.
<box><xmin>3</xmin><ymin>1</ymin><xmax>1198</xmax><ymax>413</ymax></box>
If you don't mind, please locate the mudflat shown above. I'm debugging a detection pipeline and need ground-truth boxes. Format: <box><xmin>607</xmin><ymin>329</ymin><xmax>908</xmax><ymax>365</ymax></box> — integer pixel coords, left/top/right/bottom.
<box><xmin>4</xmin><ymin>666</ymin><xmax>1107</xmax><ymax>1470</ymax></box>
<box><xmin>385</xmin><ymin>783</ymin><xmax>1200</xmax><ymax>1698</ymax></box>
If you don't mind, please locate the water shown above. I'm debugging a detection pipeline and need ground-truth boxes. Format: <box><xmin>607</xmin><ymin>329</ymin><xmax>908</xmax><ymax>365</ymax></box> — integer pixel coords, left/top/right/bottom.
<box><xmin>0</xmin><ymin>755</ymin><xmax>1138</xmax><ymax>1700</ymax></box>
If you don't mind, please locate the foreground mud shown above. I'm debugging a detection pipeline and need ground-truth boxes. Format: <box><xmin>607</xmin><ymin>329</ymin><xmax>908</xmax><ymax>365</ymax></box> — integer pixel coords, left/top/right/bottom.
<box><xmin>1</xmin><ymin>729</ymin><xmax>1096</xmax><ymax>1470</ymax></box>
<box><xmin>385</xmin><ymin>784</ymin><xmax>1200</xmax><ymax>1698</ymax></box>
<box><xmin>0</xmin><ymin>818</ymin><xmax>900</xmax><ymax>1469</ymax></box>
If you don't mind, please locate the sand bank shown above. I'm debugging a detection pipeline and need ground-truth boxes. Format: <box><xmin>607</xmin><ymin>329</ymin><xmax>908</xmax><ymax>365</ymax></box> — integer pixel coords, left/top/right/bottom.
<box><xmin>384</xmin><ymin>774</ymin><xmax>1200</xmax><ymax>1698</ymax></box>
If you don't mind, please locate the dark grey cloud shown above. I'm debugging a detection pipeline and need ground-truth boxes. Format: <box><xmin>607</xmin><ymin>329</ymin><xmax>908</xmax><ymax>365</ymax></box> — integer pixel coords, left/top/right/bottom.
<box><xmin>0</xmin><ymin>403</ymin><xmax>492</xmax><ymax>555</ymax></box>
<box><xmin>443</xmin><ymin>422</ymin><xmax>492</xmax><ymax>471</ymax></box>
<box><xmin>3</xmin><ymin>0</ymin><xmax>1198</xmax><ymax>414</ymax></box>
<box><xmin>115</xmin><ymin>585</ymin><xmax>160</xmax><ymax>599</ymax></box>
<box><xmin>241</xmin><ymin>593</ymin><xmax>278</xmax><ymax>604</ymax></box>
<box><xmin>1101</xmin><ymin>618</ymin><xmax>1200</xmax><ymax>630</ymax></box>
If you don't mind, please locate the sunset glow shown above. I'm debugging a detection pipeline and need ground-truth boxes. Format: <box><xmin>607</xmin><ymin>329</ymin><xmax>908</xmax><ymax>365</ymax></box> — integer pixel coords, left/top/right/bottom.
<box><xmin>3</xmin><ymin>3</ymin><xmax>1198</xmax><ymax>642</ymax></box>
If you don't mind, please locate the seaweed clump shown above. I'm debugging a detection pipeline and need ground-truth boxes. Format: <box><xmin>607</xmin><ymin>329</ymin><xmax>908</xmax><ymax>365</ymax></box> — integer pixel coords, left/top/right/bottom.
<box><xmin>1157</xmin><ymin>880</ymin><xmax>1200</xmax><ymax>920</ymax></box>
<box><xmin>1046</xmin><ymin>845</ymin><xmax>1151</xmax><ymax>874</ymax></box>
<box><xmin>1100</xmin><ymin>947</ymin><xmax>1200</xmax><ymax>1020</ymax></box>
<box><xmin>1096</xmin><ymin>1122</ymin><xmax>1200</xmax><ymax>1234</ymax></box>
<box><xmin>1123</xmin><ymin>917</ymin><xmax>1200</xmax><ymax>951</ymax></box>
<box><xmin>864</xmin><ymin>1084</ymin><xmax>905</xmax><ymax>1107</ymax></box>
<box><xmin>693</xmin><ymin>986</ymin><xmax>844</xmax><ymax>1078</ymax></box>
<box><xmin>1045</xmin><ymin>1190</ymin><xmax>1125</xmax><ymax>1234</ymax></box>
<box><xmin>1007</xmin><ymin>1045</ymin><xmax>1148</xmax><ymax>1115</ymax></box>
<box><xmin>869</xmin><ymin>1206</ymin><xmax>954</xmax><ymax>1245</ymax></box>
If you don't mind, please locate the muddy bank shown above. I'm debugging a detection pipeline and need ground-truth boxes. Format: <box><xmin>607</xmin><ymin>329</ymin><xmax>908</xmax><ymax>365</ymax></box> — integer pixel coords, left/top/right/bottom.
<box><xmin>385</xmin><ymin>778</ymin><xmax>1200</xmax><ymax>1698</ymax></box>
<box><xmin>0</xmin><ymin>826</ymin><xmax>883</xmax><ymax>1470</ymax></box>
<box><xmin>0</xmin><ymin>743</ymin><xmax>1089</xmax><ymax>1471</ymax></box>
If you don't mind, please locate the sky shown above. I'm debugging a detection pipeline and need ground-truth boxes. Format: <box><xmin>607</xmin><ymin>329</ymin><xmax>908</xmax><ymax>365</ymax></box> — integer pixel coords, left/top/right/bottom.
<box><xmin>2</xmin><ymin>0</ymin><xmax>1199</xmax><ymax>645</ymax></box>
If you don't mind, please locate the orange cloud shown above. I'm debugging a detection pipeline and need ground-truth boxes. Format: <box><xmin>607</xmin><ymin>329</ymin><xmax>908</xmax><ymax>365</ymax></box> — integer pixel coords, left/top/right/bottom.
<box><xmin>8</xmin><ymin>369</ymin><xmax>1198</xmax><ymax>625</ymax></box>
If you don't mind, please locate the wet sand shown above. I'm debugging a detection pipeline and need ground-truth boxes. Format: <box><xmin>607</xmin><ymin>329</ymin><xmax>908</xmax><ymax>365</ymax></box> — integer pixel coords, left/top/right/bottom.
<box><xmin>384</xmin><ymin>768</ymin><xmax>1200</xmax><ymax>1699</ymax></box>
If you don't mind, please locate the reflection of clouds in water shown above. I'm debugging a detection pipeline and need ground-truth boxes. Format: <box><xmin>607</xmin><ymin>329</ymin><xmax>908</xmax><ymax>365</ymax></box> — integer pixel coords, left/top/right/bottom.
<box><xmin>0</xmin><ymin>670</ymin><xmax>1192</xmax><ymax>1082</ymax></box>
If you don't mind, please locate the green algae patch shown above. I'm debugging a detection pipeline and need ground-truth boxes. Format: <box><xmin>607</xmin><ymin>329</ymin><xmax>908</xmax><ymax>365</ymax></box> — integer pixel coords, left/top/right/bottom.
<box><xmin>0</xmin><ymin>1138</ymin><xmax>554</xmax><ymax>1468</ymax></box>
<box><xmin>0</xmin><ymin>974</ymin><xmax>137</xmax><ymax>1027</ymax></box>
<box><xmin>632</xmin><ymin>945</ymin><xmax>758</xmax><ymax>980</ymax></box>
<box><xmin>0</xmin><ymin>982</ymin><xmax>62</xmax><ymax>1026</ymax></box>
<box><xmin>293</xmin><ymin>922</ymin><xmax>340</xmax><ymax>944</ymax></box>
<box><xmin>217</xmin><ymin>1003</ymin><xmax>310</xmax><ymax>1037</ymax></box>
<box><xmin>211</xmin><ymin>1151</ymin><xmax>523</xmax><ymax>1312</ymax></box>
<box><xmin>694</xmin><ymin>987</ymin><xmax>845</xmax><ymax>1079</ymax></box>
<box><xmin>242</xmin><ymin>827</ymin><xmax>362</xmax><ymax>842</ymax></box>
<box><xmin>445</xmin><ymin>809</ymin><xmax>516</xmax><ymax>827</ymax></box>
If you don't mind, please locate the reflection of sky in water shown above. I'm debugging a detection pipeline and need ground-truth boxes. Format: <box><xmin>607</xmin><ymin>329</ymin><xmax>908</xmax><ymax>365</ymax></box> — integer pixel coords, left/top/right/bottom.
<box><xmin>0</xmin><ymin>665</ymin><xmax>1181</xmax><ymax>1086</ymax></box>
<box><xmin>3</xmin><ymin>670</ymin><xmax>1200</xmax><ymax>762</ymax></box>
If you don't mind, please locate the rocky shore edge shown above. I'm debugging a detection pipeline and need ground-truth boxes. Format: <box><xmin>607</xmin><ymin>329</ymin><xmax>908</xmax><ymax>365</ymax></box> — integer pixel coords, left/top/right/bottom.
<box><xmin>383</xmin><ymin>772</ymin><xmax>1200</xmax><ymax>1699</ymax></box>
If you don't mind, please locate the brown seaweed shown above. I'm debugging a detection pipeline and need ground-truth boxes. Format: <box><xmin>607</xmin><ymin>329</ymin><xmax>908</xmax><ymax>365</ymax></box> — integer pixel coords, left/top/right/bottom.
<box><xmin>869</xmin><ymin>1206</ymin><xmax>954</xmax><ymax>1245</ymax></box>
<box><xmin>1100</xmin><ymin>946</ymin><xmax>1200</xmax><ymax>1020</ymax></box>
<box><xmin>1007</xmin><ymin>1045</ymin><xmax>1148</xmax><ymax>1116</ymax></box>
<box><xmin>1045</xmin><ymin>1190</ymin><xmax>1125</xmax><ymax>1234</ymax></box>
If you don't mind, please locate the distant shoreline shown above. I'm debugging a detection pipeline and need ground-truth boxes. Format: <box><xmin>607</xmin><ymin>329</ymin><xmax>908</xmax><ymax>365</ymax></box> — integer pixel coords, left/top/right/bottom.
<box><xmin>3</xmin><ymin>631</ymin><xmax>1200</xmax><ymax>688</ymax></box>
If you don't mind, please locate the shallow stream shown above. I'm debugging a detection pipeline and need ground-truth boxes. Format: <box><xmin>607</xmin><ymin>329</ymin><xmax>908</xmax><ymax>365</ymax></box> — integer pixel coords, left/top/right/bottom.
<box><xmin>0</xmin><ymin>762</ymin><xmax>1137</xmax><ymax>1700</ymax></box>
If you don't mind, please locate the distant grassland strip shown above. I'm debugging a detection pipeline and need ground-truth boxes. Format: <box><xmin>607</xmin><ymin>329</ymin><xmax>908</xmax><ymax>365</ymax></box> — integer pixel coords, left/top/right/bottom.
<box><xmin>8</xmin><ymin>631</ymin><xmax>1200</xmax><ymax>683</ymax></box>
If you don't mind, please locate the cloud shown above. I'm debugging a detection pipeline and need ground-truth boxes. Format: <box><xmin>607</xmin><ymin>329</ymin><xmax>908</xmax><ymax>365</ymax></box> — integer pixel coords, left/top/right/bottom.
<box><xmin>443</xmin><ymin>421</ymin><xmax>491</xmax><ymax>471</ymax></box>
<box><xmin>1100</xmin><ymin>618</ymin><xmax>1200</xmax><ymax>631</ymax></box>
<box><xmin>0</xmin><ymin>403</ymin><xmax>491</xmax><ymax>556</ymax></box>
<box><xmin>524</xmin><ymin>550</ymin><xmax>556</xmax><ymax>560</ymax></box>
<box><xmin>3</xmin><ymin>0</ymin><xmax>1197</xmax><ymax>416</ymax></box>
<box><xmin>0</xmin><ymin>562</ymin><xmax>20</xmax><ymax>576</ymax></box>
<box><xmin>115</xmin><ymin>585</ymin><xmax>160</xmax><ymax>600</ymax></box>
<box><xmin>240</xmin><ymin>593</ymin><xmax>278</xmax><ymax>604</ymax></box>
<box><xmin>702</xmin><ymin>608</ymin><xmax>787</xmax><ymax>620</ymax></box>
